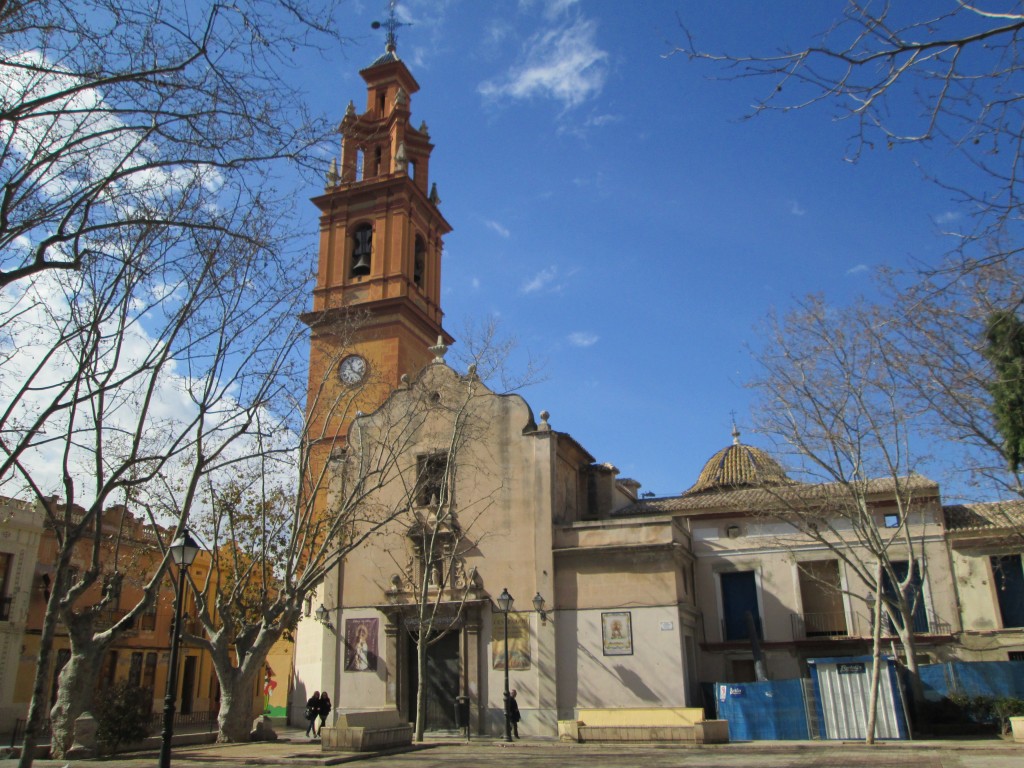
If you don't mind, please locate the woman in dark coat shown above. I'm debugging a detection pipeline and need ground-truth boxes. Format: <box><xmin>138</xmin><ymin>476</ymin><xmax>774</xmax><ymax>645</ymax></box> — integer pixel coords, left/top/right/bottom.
<box><xmin>305</xmin><ymin>691</ymin><xmax>320</xmax><ymax>738</ymax></box>
<box><xmin>317</xmin><ymin>692</ymin><xmax>333</xmax><ymax>735</ymax></box>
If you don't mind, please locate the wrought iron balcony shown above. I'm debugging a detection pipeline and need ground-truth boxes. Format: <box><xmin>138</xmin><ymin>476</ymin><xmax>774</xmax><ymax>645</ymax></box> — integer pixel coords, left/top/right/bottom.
<box><xmin>791</xmin><ymin>611</ymin><xmax>850</xmax><ymax>639</ymax></box>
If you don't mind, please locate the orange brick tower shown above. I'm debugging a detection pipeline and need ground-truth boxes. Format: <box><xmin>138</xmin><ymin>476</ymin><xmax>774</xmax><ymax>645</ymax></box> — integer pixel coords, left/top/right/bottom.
<box><xmin>303</xmin><ymin>12</ymin><xmax>452</xmax><ymax>458</ymax></box>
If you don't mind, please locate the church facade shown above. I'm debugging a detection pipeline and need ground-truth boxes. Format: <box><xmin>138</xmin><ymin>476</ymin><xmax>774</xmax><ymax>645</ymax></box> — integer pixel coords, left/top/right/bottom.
<box><xmin>290</xmin><ymin>32</ymin><xmax>1024</xmax><ymax>737</ymax></box>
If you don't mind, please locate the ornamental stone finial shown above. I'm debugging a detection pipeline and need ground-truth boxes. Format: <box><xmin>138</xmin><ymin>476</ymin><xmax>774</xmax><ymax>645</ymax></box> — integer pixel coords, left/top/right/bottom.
<box><xmin>538</xmin><ymin>410</ymin><xmax>551</xmax><ymax>432</ymax></box>
<box><xmin>429</xmin><ymin>336</ymin><xmax>448</xmax><ymax>363</ymax></box>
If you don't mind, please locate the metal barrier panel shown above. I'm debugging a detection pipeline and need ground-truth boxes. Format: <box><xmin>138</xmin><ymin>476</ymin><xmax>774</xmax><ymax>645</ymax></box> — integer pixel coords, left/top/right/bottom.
<box><xmin>714</xmin><ymin>679</ymin><xmax>810</xmax><ymax>740</ymax></box>
<box><xmin>808</xmin><ymin>656</ymin><xmax>908</xmax><ymax>740</ymax></box>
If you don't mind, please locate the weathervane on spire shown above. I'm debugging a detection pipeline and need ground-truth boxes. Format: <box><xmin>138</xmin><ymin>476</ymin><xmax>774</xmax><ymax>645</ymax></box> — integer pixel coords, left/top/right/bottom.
<box><xmin>371</xmin><ymin>0</ymin><xmax>409</xmax><ymax>53</ymax></box>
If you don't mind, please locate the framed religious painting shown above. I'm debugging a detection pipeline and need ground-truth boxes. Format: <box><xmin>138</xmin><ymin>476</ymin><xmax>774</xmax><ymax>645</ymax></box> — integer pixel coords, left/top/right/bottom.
<box><xmin>491</xmin><ymin>612</ymin><xmax>531</xmax><ymax>670</ymax></box>
<box><xmin>344</xmin><ymin>617</ymin><xmax>378</xmax><ymax>671</ymax></box>
<box><xmin>601</xmin><ymin>611</ymin><xmax>633</xmax><ymax>656</ymax></box>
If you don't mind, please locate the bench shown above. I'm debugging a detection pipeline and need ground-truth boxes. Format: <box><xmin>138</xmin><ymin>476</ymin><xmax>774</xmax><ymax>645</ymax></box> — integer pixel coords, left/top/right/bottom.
<box><xmin>559</xmin><ymin>707</ymin><xmax>729</xmax><ymax>744</ymax></box>
<box><xmin>320</xmin><ymin>710</ymin><xmax>412</xmax><ymax>752</ymax></box>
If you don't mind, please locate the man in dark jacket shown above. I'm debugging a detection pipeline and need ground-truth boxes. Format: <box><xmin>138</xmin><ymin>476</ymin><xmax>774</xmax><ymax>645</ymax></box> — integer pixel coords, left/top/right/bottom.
<box><xmin>506</xmin><ymin>689</ymin><xmax>521</xmax><ymax>738</ymax></box>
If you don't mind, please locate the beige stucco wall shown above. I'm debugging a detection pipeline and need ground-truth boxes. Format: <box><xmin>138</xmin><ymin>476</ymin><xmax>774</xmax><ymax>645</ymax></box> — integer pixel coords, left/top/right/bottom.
<box><xmin>0</xmin><ymin>498</ymin><xmax>44</xmax><ymax>734</ymax></box>
<box><xmin>292</xmin><ymin>579</ymin><xmax>342</xmax><ymax>725</ymax></box>
<box><xmin>947</xmin><ymin>541</ymin><xmax>1024</xmax><ymax>659</ymax></box>
<box><xmin>292</xmin><ymin>363</ymin><xmax>706</xmax><ymax>736</ymax></box>
<box><xmin>555</xmin><ymin>606</ymin><xmax>688</xmax><ymax>713</ymax></box>
<box><xmin>295</xmin><ymin>363</ymin><xmax>566</xmax><ymax>735</ymax></box>
<box><xmin>686</xmin><ymin>497</ymin><xmax>959</xmax><ymax>682</ymax></box>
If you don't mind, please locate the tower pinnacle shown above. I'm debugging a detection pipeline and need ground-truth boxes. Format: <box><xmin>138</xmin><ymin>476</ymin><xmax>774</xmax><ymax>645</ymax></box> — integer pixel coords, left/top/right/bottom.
<box><xmin>371</xmin><ymin>0</ymin><xmax>409</xmax><ymax>54</ymax></box>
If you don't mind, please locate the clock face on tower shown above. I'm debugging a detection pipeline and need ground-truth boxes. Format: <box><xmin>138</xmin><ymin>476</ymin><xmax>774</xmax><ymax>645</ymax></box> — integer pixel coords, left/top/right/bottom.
<box><xmin>338</xmin><ymin>354</ymin><xmax>368</xmax><ymax>386</ymax></box>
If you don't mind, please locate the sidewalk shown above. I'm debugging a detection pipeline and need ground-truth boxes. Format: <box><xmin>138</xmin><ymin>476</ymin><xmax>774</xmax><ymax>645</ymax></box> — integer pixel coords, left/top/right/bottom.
<box><xmin>2</xmin><ymin>728</ymin><xmax>1020</xmax><ymax>768</ymax></box>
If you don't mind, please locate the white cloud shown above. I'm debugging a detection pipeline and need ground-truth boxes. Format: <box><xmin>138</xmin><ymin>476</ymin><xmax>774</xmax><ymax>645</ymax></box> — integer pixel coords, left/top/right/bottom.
<box><xmin>846</xmin><ymin>264</ymin><xmax>869</xmax><ymax>276</ymax></box>
<box><xmin>471</xmin><ymin>277</ymin><xmax>481</xmax><ymax>290</ymax></box>
<box><xmin>486</xmin><ymin>20</ymin><xmax>513</xmax><ymax>46</ymax></box>
<box><xmin>789</xmin><ymin>200</ymin><xmax>806</xmax><ymax>216</ymax></box>
<box><xmin>567</xmin><ymin>331</ymin><xmax>598</xmax><ymax>347</ymax></box>
<box><xmin>542</xmin><ymin>0</ymin><xmax>580</xmax><ymax>19</ymax></box>
<box><xmin>517</xmin><ymin>0</ymin><xmax>580</xmax><ymax>18</ymax></box>
<box><xmin>586</xmin><ymin>113</ymin><xmax>621</xmax><ymax>128</ymax></box>
<box><xmin>478</xmin><ymin>17</ymin><xmax>608</xmax><ymax>109</ymax></box>
<box><xmin>521</xmin><ymin>266</ymin><xmax>558</xmax><ymax>294</ymax></box>
<box><xmin>934</xmin><ymin>211</ymin><xmax>961</xmax><ymax>224</ymax></box>
<box><xmin>0</xmin><ymin>268</ymin><xmax>298</xmax><ymax>507</ymax></box>
<box><xmin>485</xmin><ymin>219</ymin><xmax>511</xmax><ymax>238</ymax></box>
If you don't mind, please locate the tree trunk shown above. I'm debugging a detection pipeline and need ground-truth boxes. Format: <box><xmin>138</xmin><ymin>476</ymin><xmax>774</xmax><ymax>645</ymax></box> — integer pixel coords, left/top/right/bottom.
<box><xmin>866</xmin><ymin>573</ymin><xmax>884</xmax><ymax>745</ymax></box>
<box><xmin>414</xmin><ymin>632</ymin><xmax>428</xmax><ymax>742</ymax></box>
<box><xmin>49</xmin><ymin>643</ymin><xmax>106</xmax><ymax>758</ymax></box>
<box><xmin>898</xmin><ymin>616</ymin><xmax>928</xmax><ymax>733</ymax></box>
<box><xmin>17</xmin><ymin>581</ymin><xmax>64</xmax><ymax>768</ymax></box>
<box><xmin>208</xmin><ymin>624</ymin><xmax>284</xmax><ymax>742</ymax></box>
<box><xmin>216</xmin><ymin>677</ymin><xmax>257</xmax><ymax>743</ymax></box>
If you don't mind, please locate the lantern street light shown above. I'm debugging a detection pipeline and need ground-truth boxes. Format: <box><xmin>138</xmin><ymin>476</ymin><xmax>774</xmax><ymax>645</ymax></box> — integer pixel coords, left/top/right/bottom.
<box><xmin>159</xmin><ymin>528</ymin><xmax>200</xmax><ymax>768</ymax></box>
<box><xmin>314</xmin><ymin>603</ymin><xmax>336</xmax><ymax>633</ymax></box>
<box><xmin>496</xmin><ymin>588</ymin><xmax>514</xmax><ymax>743</ymax></box>
<box><xmin>532</xmin><ymin>592</ymin><xmax>547</xmax><ymax>624</ymax></box>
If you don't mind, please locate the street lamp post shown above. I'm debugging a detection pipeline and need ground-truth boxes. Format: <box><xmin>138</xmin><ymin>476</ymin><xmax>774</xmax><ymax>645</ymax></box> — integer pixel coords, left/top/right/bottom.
<box><xmin>496</xmin><ymin>588</ymin><xmax>514</xmax><ymax>743</ymax></box>
<box><xmin>159</xmin><ymin>528</ymin><xmax>200</xmax><ymax>768</ymax></box>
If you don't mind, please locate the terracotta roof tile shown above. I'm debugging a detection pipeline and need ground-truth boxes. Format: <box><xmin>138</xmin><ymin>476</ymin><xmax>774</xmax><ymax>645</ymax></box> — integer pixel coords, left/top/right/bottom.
<box><xmin>944</xmin><ymin>500</ymin><xmax>1024</xmax><ymax>532</ymax></box>
<box><xmin>615</xmin><ymin>474</ymin><xmax>939</xmax><ymax>518</ymax></box>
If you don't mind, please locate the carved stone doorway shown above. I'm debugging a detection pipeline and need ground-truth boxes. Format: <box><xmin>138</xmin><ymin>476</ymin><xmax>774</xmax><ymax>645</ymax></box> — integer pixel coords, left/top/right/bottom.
<box><xmin>406</xmin><ymin>630</ymin><xmax>460</xmax><ymax>730</ymax></box>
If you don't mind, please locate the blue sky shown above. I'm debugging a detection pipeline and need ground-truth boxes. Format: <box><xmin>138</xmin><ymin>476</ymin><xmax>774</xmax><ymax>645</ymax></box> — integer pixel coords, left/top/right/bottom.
<box><xmin>293</xmin><ymin>1</ymin><xmax>974</xmax><ymax>499</ymax></box>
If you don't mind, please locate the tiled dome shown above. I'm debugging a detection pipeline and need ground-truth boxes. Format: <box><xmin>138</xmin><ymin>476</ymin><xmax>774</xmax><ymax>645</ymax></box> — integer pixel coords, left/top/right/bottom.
<box><xmin>684</xmin><ymin>428</ymin><xmax>792</xmax><ymax>495</ymax></box>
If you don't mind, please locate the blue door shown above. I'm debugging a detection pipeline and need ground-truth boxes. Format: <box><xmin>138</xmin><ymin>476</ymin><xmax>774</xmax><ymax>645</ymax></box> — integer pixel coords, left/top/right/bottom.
<box><xmin>721</xmin><ymin>571</ymin><xmax>762</xmax><ymax>641</ymax></box>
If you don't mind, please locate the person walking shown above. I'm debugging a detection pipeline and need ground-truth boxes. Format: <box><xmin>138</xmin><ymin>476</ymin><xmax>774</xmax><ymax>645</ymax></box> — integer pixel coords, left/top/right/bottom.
<box><xmin>506</xmin><ymin>688</ymin><xmax>521</xmax><ymax>738</ymax></box>
<box><xmin>317</xmin><ymin>692</ymin><xmax>333</xmax><ymax>736</ymax></box>
<box><xmin>305</xmin><ymin>691</ymin><xmax>321</xmax><ymax>738</ymax></box>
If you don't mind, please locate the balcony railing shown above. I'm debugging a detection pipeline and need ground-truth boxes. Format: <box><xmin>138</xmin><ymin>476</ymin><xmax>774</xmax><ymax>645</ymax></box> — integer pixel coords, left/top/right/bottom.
<box><xmin>790</xmin><ymin>609</ymin><xmax>954</xmax><ymax>640</ymax></box>
<box><xmin>791</xmin><ymin>611</ymin><xmax>850</xmax><ymax>639</ymax></box>
<box><xmin>875</xmin><ymin>611</ymin><xmax>953</xmax><ymax>637</ymax></box>
<box><xmin>92</xmin><ymin>608</ymin><xmax>134</xmax><ymax>631</ymax></box>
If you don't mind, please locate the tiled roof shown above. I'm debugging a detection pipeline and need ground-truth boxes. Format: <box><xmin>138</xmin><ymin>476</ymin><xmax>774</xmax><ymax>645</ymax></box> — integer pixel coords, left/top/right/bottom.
<box><xmin>365</xmin><ymin>50</ymin><xmax>400</xmax><ymax>69</ymax></box>
<box><xmin>615</xmin><ymin>474</ymin><xmax>939</xmax><ymax>518</ymax></box>
<box><xmin>683</xmin><ymin>442</ymin><xmax>793</xmax><ymax>495</ymax></box>
<box><xmin>944</xmin><ymin>500</ymin><xmax>1024</xmax><ymax>532</ymax></box>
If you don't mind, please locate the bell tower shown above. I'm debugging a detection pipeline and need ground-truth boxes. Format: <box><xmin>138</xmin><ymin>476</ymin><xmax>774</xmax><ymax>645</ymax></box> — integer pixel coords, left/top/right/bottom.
<box><xmin>303</xmin><ymin>21</ymin><xmax>452</xmax><ymax>454</ymax></box>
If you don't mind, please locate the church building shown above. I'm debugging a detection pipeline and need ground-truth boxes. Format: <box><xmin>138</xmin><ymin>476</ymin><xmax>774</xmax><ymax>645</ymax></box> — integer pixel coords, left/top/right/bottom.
<box><xmin>290</xmin><ymin>23</ymin><xmax>1022</xmax><ymax>739</ymax></box>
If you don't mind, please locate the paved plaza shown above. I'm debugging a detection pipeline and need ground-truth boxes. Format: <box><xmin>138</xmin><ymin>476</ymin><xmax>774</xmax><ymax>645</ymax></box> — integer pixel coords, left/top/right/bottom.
<box><xmin>3</xmin><ymin>726</ymin><xmax>1021</xmax><ymax>768</ymax></box>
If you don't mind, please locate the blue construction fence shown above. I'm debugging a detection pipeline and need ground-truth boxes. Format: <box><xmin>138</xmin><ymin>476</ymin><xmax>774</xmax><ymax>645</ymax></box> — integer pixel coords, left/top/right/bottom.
<box><xmin>714</xmin><ymin>679</ymin><xmax>809</xmax><ymax>740</ymax></box>
<box><xmin>918</xmin><ymin>661</ymin><xmax>1024</xmax><ymax>702</ymax></box>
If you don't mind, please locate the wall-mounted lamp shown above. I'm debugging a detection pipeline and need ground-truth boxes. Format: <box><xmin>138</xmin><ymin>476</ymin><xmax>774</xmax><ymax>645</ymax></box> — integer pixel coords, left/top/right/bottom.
<box><xmin>532</xmin><ymin>592</ymin><xmax>548</xmax><ymax>624</ymax></box>
<box><xmin>314</xmin><ymin>604</ymin><xmax>336</xmax><ymax>634</ymax></box>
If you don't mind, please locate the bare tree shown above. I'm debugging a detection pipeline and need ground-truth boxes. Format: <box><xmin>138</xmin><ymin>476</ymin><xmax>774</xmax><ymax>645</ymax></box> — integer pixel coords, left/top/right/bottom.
<box><xmin>0</xmin><ymin>2</ymin><xmax>348</xmax><ymax>762</ymax></box>
<box><xmin>5</xmin><ymin>215</ymin><xmax>314</xmax><ymax>763</ymax></box>
<box><xmin>674</xmin><ymin>3</ymin><xmax>1024</xmax><ymax>259</ymax></box>
<box><xmin>388</xmin><ymin>367</ymin><xmax>491</xmax><ymax>742</ymax></box>
<box><xmin>672</xmin><ymin>2</ymin><xmax>1024</xmax><ymax>515</ymax></box>
<box><xmin>749</xmin><ymin>295</ymin><xmax>945</xmax><ymax>733</ymax></box>
<box><xmin>884</xmin><ymin>261</ymin><xmax>1024</xmax><ymax>513</ymax></box>
<box><xmin>179</xmin><ymin>321</ymin><xmax>448</xmax><ymax>742</ymax></box>
<box><xmin>0</xmin><ymin>0</ymin><xmax>340</xmax><ymax>288</ymax></box>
